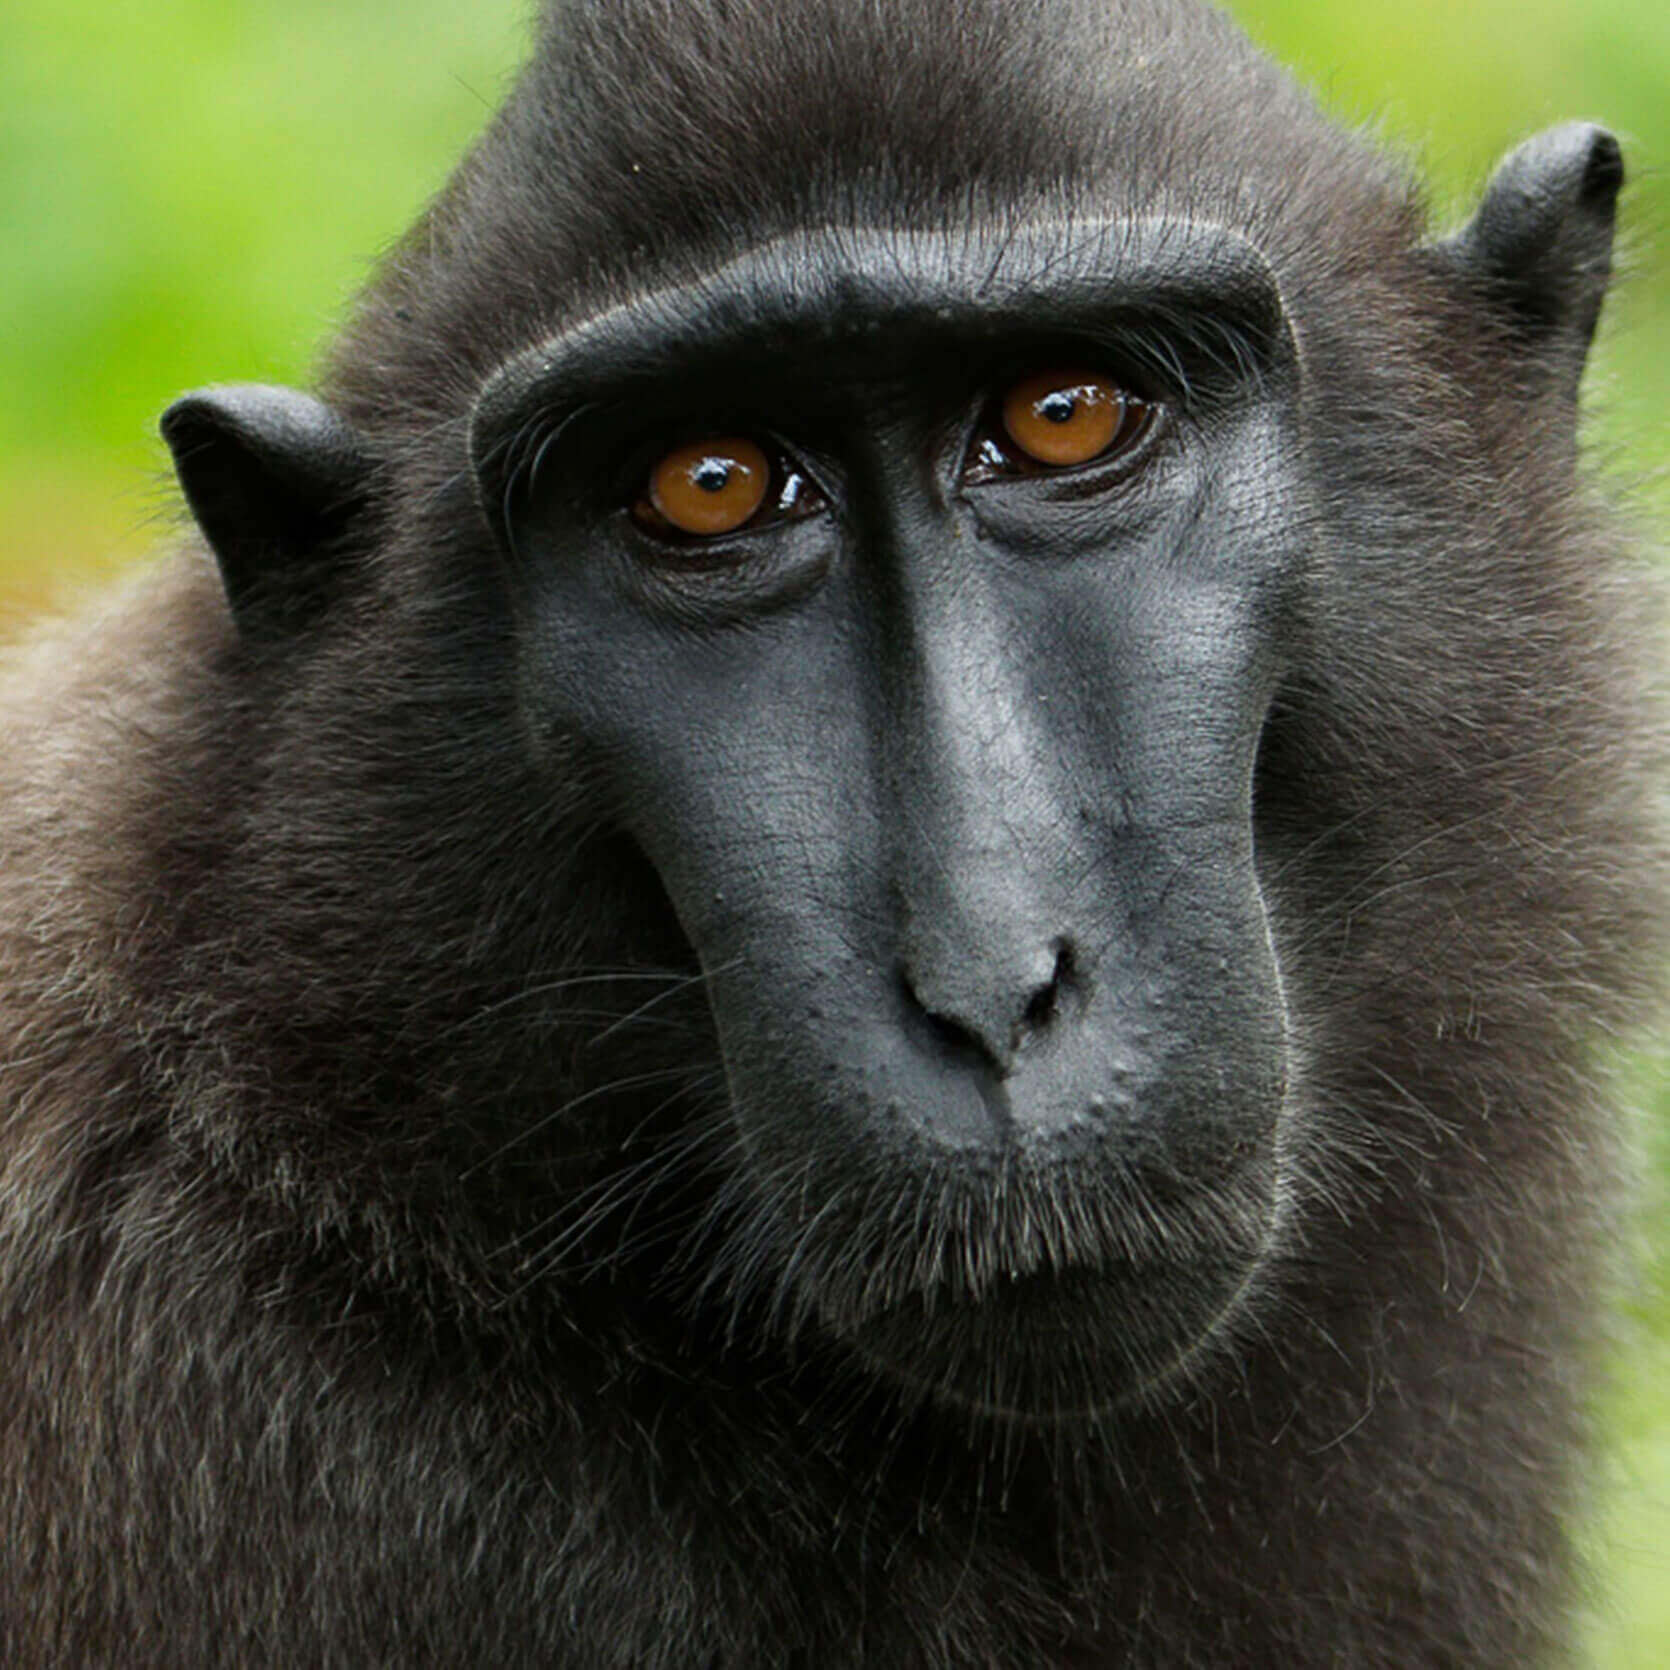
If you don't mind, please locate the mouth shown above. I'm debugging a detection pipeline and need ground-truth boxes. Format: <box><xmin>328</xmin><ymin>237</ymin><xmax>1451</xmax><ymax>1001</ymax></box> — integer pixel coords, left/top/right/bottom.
<box><xmin>722</xmin><ymin>1128</ymin><xmax>1284</xmax><ymax>1423</ymax></box>
<box><xmin>835</xmin><ymin>1241</ymin><xmax>1271</xmax><ymax>1421</ymax></box>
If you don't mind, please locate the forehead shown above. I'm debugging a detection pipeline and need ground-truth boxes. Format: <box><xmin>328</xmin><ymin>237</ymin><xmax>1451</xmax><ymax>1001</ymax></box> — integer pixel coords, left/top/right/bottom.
<box><xmin>326</xmin><ymin>0</ymin><xmax>1417</xmax><ymax>437</ymax></box>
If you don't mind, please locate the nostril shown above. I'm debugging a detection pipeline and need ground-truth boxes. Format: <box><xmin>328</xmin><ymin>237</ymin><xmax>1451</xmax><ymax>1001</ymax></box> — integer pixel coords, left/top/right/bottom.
<box><xmin>897</xmin><ymin>965</ymin><xmax>993</xmax><ymax>1066</ymax></box>
<box><xmin>1020</xmin><ymin>979</ymin><xmax>1058</xmax><ymax>1032</ymax></box>
<box><xmin>926</xmin><ymin>1006</ymin><xmax>988</xmax><ymax>1061</ymax></box>
<box><xmin>1017</xmin><ymin>940</ymin><xmax>1075</xmax><ymax>1040</ymax></box>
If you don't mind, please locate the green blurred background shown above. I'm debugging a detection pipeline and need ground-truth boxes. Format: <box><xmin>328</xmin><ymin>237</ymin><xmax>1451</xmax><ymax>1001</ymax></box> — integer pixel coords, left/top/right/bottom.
<box><xmin>0</xmin><ymin>1</ymin><xmax>1665</xmax><ymax>1659</ymax></box>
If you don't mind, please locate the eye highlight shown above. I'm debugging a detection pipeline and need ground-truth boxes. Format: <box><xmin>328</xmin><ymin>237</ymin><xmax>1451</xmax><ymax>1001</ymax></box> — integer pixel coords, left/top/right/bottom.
<box><xmin>643</xmin><ymin>437</ymin><xmax>771</xmax><ymax>537</ymax></box>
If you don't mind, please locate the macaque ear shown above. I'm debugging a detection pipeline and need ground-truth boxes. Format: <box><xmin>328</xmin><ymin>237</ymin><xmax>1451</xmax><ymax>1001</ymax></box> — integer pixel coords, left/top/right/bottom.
<box><xmin>161</xmin><ymin>385</ymin><xmax>374</xmax><ymax>637</ymax></box>
<box><xmin>1434</xmin><ymin>122</ymin><xmax>1624</xmax><ymax>401</ymax></box>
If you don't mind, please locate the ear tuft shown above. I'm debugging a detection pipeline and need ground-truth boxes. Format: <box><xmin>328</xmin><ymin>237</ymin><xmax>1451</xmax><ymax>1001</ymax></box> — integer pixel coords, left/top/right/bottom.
<box><xmin>1436</xmin><ymin>123</ymin><xmax>1624</xmax><ymax>398</ymax></box>
<box><xmin>161</xmin><ymin>385</ymin><xmax>373</xmax><ymax>638</ymax></box>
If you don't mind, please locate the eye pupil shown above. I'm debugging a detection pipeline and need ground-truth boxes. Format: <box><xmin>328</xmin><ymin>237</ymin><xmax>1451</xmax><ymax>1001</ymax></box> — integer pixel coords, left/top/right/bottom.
<box><xmin>691</xmin><ymin>459</ymin><xmax>733</xmax><ymax>493</ymax></box>
<box><xmin>1038</xmin><ymin>392</ymin><xmax>1077</xmax><ymax>425</ymax></box>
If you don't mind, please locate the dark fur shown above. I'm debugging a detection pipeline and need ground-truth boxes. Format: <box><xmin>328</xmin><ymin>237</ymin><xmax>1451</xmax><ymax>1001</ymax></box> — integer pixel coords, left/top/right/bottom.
<box><xmin>0</xmin><ymin>1</ymin><xmax>1662</xmax><ymax>1664</ymax></box>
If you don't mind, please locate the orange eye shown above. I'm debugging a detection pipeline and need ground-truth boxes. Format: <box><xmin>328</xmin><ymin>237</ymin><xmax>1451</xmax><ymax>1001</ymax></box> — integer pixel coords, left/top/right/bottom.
<box><xmin>1000</xmin><ymin>370</ymin><xmax>1126</xmax><ymax>468</ymax></box>
<box><xmin>645</xmin><ymin>437</ymin><xmax>770</xmax><ymax>537</ymax></box>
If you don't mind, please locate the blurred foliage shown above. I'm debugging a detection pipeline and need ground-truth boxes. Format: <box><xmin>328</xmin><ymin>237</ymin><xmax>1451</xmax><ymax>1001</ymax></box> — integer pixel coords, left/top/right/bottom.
<box><xmin>0</xmin><ymin>0</ymin><xmax>1665</xmax><ymax>1661</ymax></box>
<box><xmin>0</xmin><ymin>0</ymin><xmax>534</xmax><ymax>614</ymax></box>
